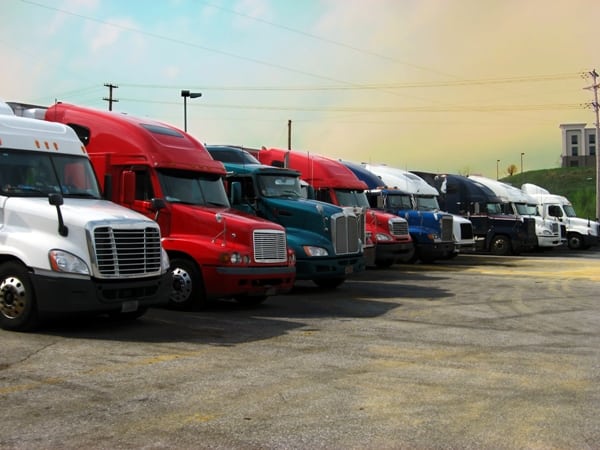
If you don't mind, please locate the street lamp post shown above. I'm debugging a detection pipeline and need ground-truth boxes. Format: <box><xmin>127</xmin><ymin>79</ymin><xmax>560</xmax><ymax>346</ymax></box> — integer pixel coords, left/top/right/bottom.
<box><xmin>181</xmin><ymin>90</ymin><xmax>202</xmax><ymax>132</ymax></box>
<box><xmin>496</xmin><ymin>159</ymin><xmax>500</xmax><ymax>180</ymax></box>
<box><xmin>520</xmin><ymin>152</ymin><xmax>525</xmax><ymax>174</ymax></box>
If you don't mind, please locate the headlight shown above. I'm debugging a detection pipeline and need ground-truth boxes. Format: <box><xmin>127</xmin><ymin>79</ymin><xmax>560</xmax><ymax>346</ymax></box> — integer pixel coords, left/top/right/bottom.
<box><xmin>49</xmin><ymin>250</ymin><xmax>90</xmax><ymax>275</ymax></box>
<box><xmin>219</xmin><ymin>252</ymin><xmax>242</xmax><ymax>264</ymax></box>
<box><xmin>303</xmin><ymin>246</ymin><xmax>329</xmax><ymax>257</ymax></box>
<box><xmin>426</xmin><ymin>233</ymin><xmax>439</xmax><ymax>241</ymax></box>
<box><xmin>375</xmin><ymin>233</ymin><xmax>393</xmax><ymax>242</ymax></box>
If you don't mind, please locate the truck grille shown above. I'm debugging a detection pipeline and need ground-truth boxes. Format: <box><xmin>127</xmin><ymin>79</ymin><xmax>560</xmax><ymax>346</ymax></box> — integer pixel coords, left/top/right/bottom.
<box><xmin>253</xmin><ymin>229</ymin><xmax>287</xmax><ymax>263</ymax></box>
<box><xmin>460</xmin><ymin>222</ymin><xmax>474</xmax><ymax>240</ymax></box>
<box><xmin>389</xmin><ymin>218</ymin><xmax>409</xmax><ymax>236</ymax></box>
<box><xmin>550</xmin><ymin>222</ymin><xmax>559</xmax><ymax>234</ymax></box>
<box><xmin>331</xmin><ymin>213</ymin><xmax>361</xmax><ymax>255</ymax></box>
<box><xmin>441</xmin><ymin>215</ymin><xmax>454</xmax><ymax>241</ymax></box>
<box><xmin>92</xmin><ymin>225</ymin><xmax>162</xmax><ymax>278</ymax></box>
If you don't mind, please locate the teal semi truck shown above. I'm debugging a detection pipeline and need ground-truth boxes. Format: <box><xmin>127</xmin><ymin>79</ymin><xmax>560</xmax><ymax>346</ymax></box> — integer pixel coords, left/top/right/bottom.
<box><xmin>206</xmin><ymin>145</ymin><xmax>365</xmax><ymax>288</ymax></box>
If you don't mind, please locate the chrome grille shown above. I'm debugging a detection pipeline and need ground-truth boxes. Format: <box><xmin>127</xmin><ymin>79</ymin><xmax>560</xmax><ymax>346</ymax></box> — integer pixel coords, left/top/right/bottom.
<box><xmin>92</xmin><ymin>225</ymin><xmax>162</xmax><ymax>278</ymax></box>
<box><xmin>389</xmin><ymin>218</ymin><xmax>409</xmax><ymax>236</ymax></box>
<box><xmin>253</xmin><ymin>229</ymin><xmax>287</xmax><ymax>263</ymax></box>
<box><xmin>441</xmin><ymin>215</ymin><xmax>454</xmax><ymax>241</ymax></box>
<box><xmin>550</xmin><ymin>222</ymin><xmax>559</xmax><ymax>234</ymax></box>
<box><xmin>332</xmin><ymin>213</ymin><xmax>360</xmax><ymax>255</ymax></box>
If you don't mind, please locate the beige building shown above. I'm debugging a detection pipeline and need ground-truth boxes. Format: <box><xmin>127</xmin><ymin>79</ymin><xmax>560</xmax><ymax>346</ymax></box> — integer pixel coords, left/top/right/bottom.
<box><xmin>560</xmin><ymin>123</ymin><xmax>597</xmax><ymax>168</ymax></box>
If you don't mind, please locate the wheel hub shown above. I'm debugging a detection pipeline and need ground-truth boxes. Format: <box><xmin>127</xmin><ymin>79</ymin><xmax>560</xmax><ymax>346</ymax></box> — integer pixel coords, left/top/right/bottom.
<box><xmin>0</xmin><ymin>277</ymin><xmax>26</xmax><ymax>319</ymax></box>
<box><xmin>170</xmin><ymin>268</ymin><xmax>192</xmax><ymax>303</ymax></box>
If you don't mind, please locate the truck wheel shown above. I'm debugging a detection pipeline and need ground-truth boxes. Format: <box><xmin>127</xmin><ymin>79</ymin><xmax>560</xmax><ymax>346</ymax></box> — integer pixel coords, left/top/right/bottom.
<box><xmin>169</xmin><ymin>258</ymin><xmax>207</xmax><ymax>310</ymax></box>
<box><xmin>0</xmin><ymin>262</ymin><xmax>39</xmax><ymax>331</ymax></box>
<box><xmin>490</xmin><ymin>235</ymin><xmax>511</xmax><ymax>256</ymax></box>
<box><xmin>567</xmin><ymin>233</ymin><xmax>584</xmax><ymax>250</ymax></box>
<box><xmin>313</xmin><ymin>277</ymin><xmax>345</xmax><ymax>289</ymax></box>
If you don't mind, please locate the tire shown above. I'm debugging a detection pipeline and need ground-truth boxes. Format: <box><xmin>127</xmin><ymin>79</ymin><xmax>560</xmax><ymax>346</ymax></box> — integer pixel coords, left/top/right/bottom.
<box><xmin>0</xmin><ymin>262</ymin><xmax>39</xmax><ymax>331</ymax></box>
<box><xmin>313</xmin><ymin>277</ymin><xmax>346</xmax><ymax>289</ymax></box>
<box><xmin>169</xmin><ymin>258</ymin><xmax>207</xmax><ymax>310</ymax></box>
<box><xmin>567</xmin><ymin>233</ymin><xmax>584</xmax><ymax>250</ymax></box>
<box><xmin>490</xmin><ymin>235</ymin><xmax>512</xmax><ymax>256</ymax></box>
<box><xmin>234</xmin><ymin>295</ymin><xmax>268</xmax><ymax>307</ymax></box>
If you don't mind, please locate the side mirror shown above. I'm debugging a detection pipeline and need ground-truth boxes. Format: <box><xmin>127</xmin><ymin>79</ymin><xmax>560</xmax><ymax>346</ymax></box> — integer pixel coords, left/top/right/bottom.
<box><xmin>230</xmin><ymin>181</ymin><xmax>242</xmax><ymax>204</ymax></box>
<box><xmin>103</xmin><ymin>173</ymin><xmax>113</xmax><ymax>201</ymax></box>
<box><xmin>121</xmin><ymin>170</ymin><xmax>136</xmax><ymax>205</ymax></box>
<box><xmin>48</xmin><ymin>193</ymin><xmax>68</xmax><ymax>237</ymax></box>
<box><xmin>150</xmin><ymin>198</ymin><xmax>166</xmax><ymax>222</ymax></box>
<box><xmin>304</xmin><ymin>185</ymin><xmax>315</xmax><ymax>200</ymax></box>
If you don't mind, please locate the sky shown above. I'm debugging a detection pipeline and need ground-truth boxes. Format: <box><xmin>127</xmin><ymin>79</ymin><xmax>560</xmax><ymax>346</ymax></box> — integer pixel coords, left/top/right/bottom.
<box><xmin>2</xmin><ymin>0</ymin><xmax>599</xmax><ymax>179</ymax></box>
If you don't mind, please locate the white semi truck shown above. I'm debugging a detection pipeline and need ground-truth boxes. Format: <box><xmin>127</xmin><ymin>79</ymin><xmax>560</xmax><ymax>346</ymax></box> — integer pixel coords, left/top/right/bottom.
<box><xmin>469</xmin><ymin>176</ymin><xmax>563</xmax><ymax>250</ymax></box>
<box><xmin>0</xmin><ymin>101</ymin><xmax>172</xmax><ymax>330</ymax></box>
<box><xmin>522</xmin><ymin>183</ymin><xmax>599</xmax><ymax>250</ymax></box>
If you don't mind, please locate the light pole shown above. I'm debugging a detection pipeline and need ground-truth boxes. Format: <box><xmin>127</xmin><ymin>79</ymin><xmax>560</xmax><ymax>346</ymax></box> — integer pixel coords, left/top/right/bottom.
<box><xmin>520</xmin><ymin>152</ymin><xmax>525</xmax><ymax>174</ymax></box>
<box><xmin>496</xmin><ymin>159</ymin><xmax>500</xmax><ymax>180</ymax></box>
<box><xmin>181</xmin><ymin>90</ymin><xmax>202</xmax><ymax>132</ymax></box>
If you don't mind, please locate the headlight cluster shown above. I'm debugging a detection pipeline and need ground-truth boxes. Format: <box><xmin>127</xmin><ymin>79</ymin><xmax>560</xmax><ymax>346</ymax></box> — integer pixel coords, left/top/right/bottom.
<box><xmin>49</xmin><ymin>250</ymin><xmax>90</xmax><ymax>275</ymax></box>
<box><xmin>219</xmin><ymin>252</ymin><xmax>251</xmax><ymax>264</ymax></box>
<box><xmin>303</xmin><ymin>246</ymin><xmax>329</xmax><ymax>257</ymax></box>
<box><xmin>375</xmin><ymin>233</ymin><xmax>393</xmax><ymax>242</ymax></box>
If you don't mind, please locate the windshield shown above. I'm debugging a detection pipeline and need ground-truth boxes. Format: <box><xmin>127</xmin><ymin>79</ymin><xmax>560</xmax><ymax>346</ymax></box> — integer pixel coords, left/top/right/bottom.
<box><xmin>415</xmin><ymin>195</ymin><xmax>440</xmax><ymax>211</ymax></box>
<box><xmin>563</xmin><ymin>204</ymin><xmax>577</xmax><ymax>217</ymax></box>
<box><xmin>385</xmin><ymin>193</ymin><xmax>413</xmax><ymax>210</ymax></box>
<box><xmin>486</xmin><ymin>203</ymin><xmax>503</xmax><ymax>215</ymax></box>
<box><xmin>0</xmin><ymin>150</ymin><xmax>101</xmax><ymax>198</ymax></box>
<box><xmin>157</xmin><ymin>169</ymin><xmax>229</xmax><ymax>207</ymax></box>
<box><xmin>257</xmin><ymin>174</ymin><xmax>302</xmax><ymax>198</ymax></box>
<box><xmin>514</xmin><ymin>202</ymin><xmax>533</xmax><ymax>216</ymax></box>
<box><xmin>334</xmin><ymin>189</ymin><xmax>370</xmax><ymax>208</ymax></box>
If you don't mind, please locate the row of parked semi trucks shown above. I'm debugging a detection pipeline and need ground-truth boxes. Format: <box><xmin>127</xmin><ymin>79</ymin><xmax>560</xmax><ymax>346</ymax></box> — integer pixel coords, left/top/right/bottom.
<box><xmin>1</xmin><ymin>100</ymin><xmax>598</xmax><ymax>331</ymax></box>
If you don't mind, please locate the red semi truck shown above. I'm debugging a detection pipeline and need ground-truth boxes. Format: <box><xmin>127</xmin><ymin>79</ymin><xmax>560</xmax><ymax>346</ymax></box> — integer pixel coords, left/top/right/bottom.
<box><xmin>252</xmin><ymin>147</ymin><xmax>414</xmax><ymax>267</ymax></box>
<box><xmin>33</xmin><ymin>102</ymin><xmax>296</xmax><ymax>309</ymax></box>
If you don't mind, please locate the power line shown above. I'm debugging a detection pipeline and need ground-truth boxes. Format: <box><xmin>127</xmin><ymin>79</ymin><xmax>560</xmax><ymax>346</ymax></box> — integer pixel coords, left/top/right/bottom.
<box><xmin>119</xmin><ymin>73</ymin><xmax>581</xmax><ymax>92</ymax></box>
<box><xmin>118</xmin><ymin>97</ymin><xmax>583</xmax><ymax>113</ymax></box>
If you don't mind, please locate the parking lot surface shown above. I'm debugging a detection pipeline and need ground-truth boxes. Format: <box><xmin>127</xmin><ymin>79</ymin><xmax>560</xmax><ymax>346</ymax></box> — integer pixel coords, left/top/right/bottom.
<box><xmin>1</xmin><ymin>250</ymin><xmax>599</xmax><ymax>449</ymax></box>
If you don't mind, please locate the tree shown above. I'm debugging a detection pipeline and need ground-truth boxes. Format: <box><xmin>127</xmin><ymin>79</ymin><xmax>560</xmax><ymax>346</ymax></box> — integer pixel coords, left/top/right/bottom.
<box><xmin>507</xmin><ymin>164</ymin><xmax>518</xmax><ymax>176</ymax></box>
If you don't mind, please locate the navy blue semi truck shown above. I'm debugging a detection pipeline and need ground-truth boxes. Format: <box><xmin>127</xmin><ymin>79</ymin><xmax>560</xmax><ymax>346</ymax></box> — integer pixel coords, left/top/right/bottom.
<box><xmin>414</xmin><ymin>172</ymin><xmax>538</xmax><ymax>255</ymax></box>
<box><xmin>207</xmin><ymin>145</ymin><xmax>365</xmax><ymax>288</ymax></box>
<box><xmin>343</xmin><ymin>161</ymin><xmax>455</xmax><ymax>263</ymax></box>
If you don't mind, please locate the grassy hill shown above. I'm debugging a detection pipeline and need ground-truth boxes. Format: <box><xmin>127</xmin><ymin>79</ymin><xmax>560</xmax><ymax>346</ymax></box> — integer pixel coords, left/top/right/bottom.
<box><xmin>501</xmin><ymin>167</ymin><xmax>597</xmax><ymax>219</ymax></box>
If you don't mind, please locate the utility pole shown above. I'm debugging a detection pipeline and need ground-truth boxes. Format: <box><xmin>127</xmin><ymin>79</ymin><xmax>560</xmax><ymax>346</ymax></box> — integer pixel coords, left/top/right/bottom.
<box><xmin>103</xmin><ymin>83</ymin><xmax>119</xmax><ymax>111</ymax></box>
<box><xmin>284</xmin><ymin>119</ymin><xmax>292</xmax><ymax>168</ymax></box>
<box><xmin>584</xmin><ymin>69</ymin><xmax>600</xmax><ymax>218</ymax></box>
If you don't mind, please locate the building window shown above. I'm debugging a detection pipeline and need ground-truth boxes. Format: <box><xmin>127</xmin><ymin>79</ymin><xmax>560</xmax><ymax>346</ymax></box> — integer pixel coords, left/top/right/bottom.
<box><xmin>570</xmin><ymin>134</ymin><xmax>579</xmax><ymax>156</ymax></box>
<box><xmin>589</xmin><ymin>134</ymin><xmax>596</xmax><ymax>156</ymax></box>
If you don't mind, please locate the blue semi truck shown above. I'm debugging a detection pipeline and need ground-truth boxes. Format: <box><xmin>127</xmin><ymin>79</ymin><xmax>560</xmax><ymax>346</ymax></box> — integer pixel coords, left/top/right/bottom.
<box><xmin>343</xmin><ymin>161</ymin><xmax>455</xmax><ymax>263</ymax></box>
